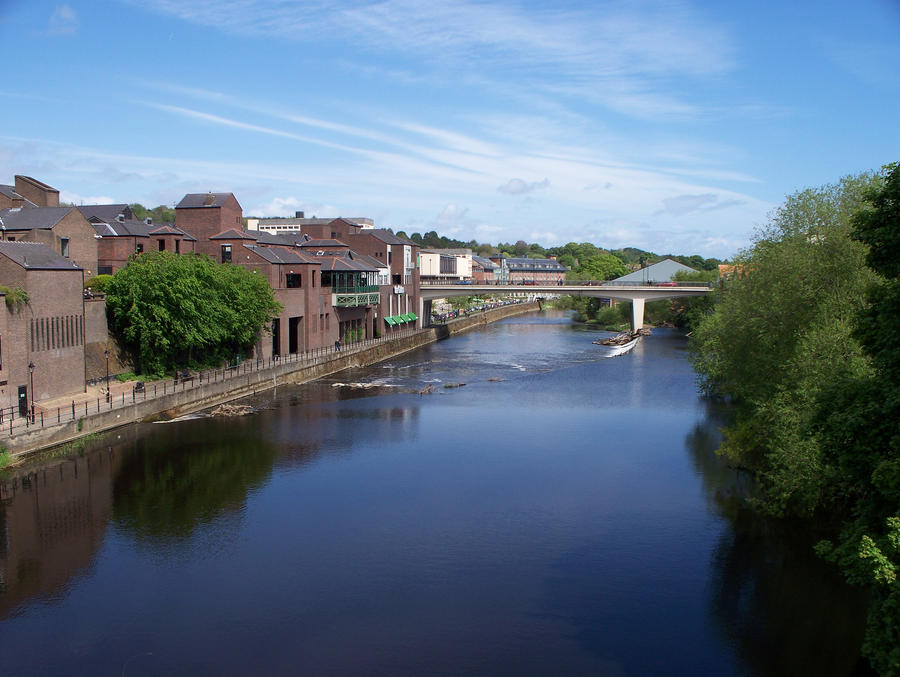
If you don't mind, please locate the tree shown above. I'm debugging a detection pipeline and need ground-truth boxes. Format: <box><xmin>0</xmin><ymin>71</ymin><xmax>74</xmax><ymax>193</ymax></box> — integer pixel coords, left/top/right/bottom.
<box><xmin>689</xmin><ymin>171</ymin><xmax>878</xmax><ymax>513</ymax></box>
<box><xmin>106</xmin><ymin>252</ymin><xmax>281</xmax><ymax>375</ymax></box>
<box><xmin>813</xmin><ymin>163</ymin><xmax>900</xmax><ymax>675</ymax></box>
<box><xmin>130</xmin><ymin>203</ymin><xmax>175</xmax><ymax>223</ymax></box>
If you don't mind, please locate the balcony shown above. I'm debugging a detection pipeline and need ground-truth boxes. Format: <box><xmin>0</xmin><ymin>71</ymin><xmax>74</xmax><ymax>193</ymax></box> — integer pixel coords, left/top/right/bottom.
<box><xmin>332</xmin><ymin>285</ymin><xmax>380</xmax><ymax>307</ymax></box>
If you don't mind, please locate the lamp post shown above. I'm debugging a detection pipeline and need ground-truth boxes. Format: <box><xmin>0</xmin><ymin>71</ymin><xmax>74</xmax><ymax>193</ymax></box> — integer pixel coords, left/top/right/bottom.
<box><xmin>28</xmin><ymin>361</ymin><xmax>35</xmax><ymax>422</ymax></box>
<box><xmin>104</xmin><ymin>348</ymin><xmax>110</xmax><ymax>403</ymax></box>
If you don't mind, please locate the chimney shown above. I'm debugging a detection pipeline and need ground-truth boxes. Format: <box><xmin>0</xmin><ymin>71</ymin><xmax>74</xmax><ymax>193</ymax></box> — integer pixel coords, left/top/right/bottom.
<box><xmin>295</xmin><ymin>211</ymin><xmax>304</xmax><ymax>218</ymax></box>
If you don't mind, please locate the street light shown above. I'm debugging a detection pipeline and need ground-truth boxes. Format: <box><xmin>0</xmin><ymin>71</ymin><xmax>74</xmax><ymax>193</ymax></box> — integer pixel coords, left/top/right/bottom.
<box><xmin>28</xmin><ymin>361</ymin><xmax>35</xmax><ymax>422</ymax></box>
<box><xmin>104</xmin><ymin>348</ymin><xmax>110</xmax><ymax>403</ymax></box>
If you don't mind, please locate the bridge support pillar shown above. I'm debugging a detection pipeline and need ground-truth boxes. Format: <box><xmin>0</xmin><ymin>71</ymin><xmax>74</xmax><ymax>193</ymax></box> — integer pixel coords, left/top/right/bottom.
<box><xmin>630</xmin><ymin>297</ymin><xmax>645</xmax><ymax>333</ymax></box>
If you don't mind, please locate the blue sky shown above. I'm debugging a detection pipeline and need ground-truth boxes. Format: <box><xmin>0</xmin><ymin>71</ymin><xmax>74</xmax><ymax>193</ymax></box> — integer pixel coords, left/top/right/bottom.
<box><xmin>1</xmin><ymin>0</ymin><xmax>898</xmax><ymax>258</ymax></box>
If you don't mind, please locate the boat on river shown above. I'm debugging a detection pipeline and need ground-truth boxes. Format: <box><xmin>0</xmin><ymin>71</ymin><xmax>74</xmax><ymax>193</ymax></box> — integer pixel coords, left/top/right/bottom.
<box><xmin>593</xmin><ymin>332</ymin><xmax>640</xmax><ymax>356</ymax></box>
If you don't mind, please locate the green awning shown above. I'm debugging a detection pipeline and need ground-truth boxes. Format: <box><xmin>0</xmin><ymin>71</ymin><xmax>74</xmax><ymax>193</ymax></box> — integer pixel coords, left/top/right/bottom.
<box><xmin>384</xmin><ymin>316</ymin><xmax>397</xmax><ymax>326</ymax></box>
<box><xmin>399</xmin><ymin>314</ymin><xmax>411</xmax><ymax>322</ymax></box>
<box><xmin>408</xmin><ymin>312</ymin><xmax>418</xmax><ymax>321</ymax></box>
<box><xmin>397</xmin><ymin>315</ymin><xmax>409</xmax><ymax>323</ymax></box>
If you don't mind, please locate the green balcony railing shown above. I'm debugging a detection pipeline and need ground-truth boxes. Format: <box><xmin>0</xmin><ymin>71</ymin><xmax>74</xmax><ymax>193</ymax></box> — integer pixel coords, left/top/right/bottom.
<box><xmin>333</xmin><ymin>291</ymin><xmax>381</xmax><ymax>307</ymax></box>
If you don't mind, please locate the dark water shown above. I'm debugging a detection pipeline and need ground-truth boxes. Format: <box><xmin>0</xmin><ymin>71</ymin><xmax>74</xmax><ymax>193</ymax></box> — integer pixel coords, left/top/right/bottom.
<box><xmin>0</xmin><ymin>311</ymin><xmax>870</xmax><ymax>676</ymax></box>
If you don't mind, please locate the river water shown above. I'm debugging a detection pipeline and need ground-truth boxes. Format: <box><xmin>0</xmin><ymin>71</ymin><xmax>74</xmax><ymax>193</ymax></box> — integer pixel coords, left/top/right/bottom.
<box><xmin>0</xmin><ymin>311</ymin><xmax>871</xmax><ymax>676</ymax></box>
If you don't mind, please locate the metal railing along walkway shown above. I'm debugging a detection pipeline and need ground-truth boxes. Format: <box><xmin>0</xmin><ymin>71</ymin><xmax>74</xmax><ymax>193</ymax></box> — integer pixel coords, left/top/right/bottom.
<box><xmin>5</xmin><ymin>326</ymin><xmax>424</xmax><ymax>439</ymax></box>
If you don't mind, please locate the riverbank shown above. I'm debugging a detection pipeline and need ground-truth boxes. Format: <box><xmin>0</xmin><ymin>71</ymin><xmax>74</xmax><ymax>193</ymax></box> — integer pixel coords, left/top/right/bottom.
<box><xmin>3</xmin><ymin>301</ymin><xmax>539</xmax><ymax>458</ymax></box>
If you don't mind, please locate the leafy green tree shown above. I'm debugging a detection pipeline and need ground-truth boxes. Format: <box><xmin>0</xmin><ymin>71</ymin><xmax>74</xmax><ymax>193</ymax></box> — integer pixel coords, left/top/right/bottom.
<box><xmin>689</xmin><ymin>171</ymin><xmax>878</xmax><ymax>513</ymax></box>
<box><xmin>106</xmin><ymin>252</ymin><xmax>282</xmax><ymax>375</ymax></box>
<box><xmin>129</xmin><ymin>203</ymin><xmax>175</xmax><ymax>223</ymax></box>
<box><xmin>812</xmin><ymin>163</ymin><xmax>900</xmax><ymax>675</ymax></box>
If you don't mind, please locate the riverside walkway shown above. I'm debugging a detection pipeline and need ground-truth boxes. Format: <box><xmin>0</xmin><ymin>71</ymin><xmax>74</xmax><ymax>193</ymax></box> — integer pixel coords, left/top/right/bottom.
<box><xmin>3</xmin><ymin>300</ymin><xmax>534</xmax><ymax>455</ymax></box>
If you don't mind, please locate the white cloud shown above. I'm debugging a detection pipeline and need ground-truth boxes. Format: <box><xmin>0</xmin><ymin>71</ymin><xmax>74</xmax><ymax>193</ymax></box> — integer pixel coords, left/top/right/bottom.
<box><xmin>251</xmin><ymin>197</ymin><xmax>341</xmax><ymax>218</ymax></box>
<box><xmin>61</xmin><ymin>191</ymin><xmax>117</xmax><ymax>205</ymax></box>
<box><xmin>498</xmin><ymin>178</ymin><xmax>550</xmax><ymax>196</ymax></box>
<box><xmin>48</xmin><ymin>5</ymin><xmax>78</xmax><ymax>35</ymax></box>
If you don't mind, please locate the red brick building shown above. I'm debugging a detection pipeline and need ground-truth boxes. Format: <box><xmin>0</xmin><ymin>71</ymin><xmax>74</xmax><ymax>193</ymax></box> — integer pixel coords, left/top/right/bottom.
<box><xmin>83</xmin><ymin>213</ymin><xmax>196</xmax><ymax>275</ymax></box>
<box><xmin>0</xmin><ymin>206</ymin><xmax>99</xmax><ymax>277</ymax></box>
<box><xmin>0</xmin><ymin>241</ymin><xmax>86</xmax><ymax>416</ymax></box>
<box><xmin>175</xmin><ymin>193</ymin><xmax>244</xmax><ymax>259</ymax></box>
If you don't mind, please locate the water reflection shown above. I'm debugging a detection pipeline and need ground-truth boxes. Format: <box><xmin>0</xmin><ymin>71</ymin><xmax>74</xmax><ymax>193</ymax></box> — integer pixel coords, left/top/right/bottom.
<box><xmin>685</xmin><ymin>403</ymin><xmax>873</xmax><ymax>676</ymax></box>
<box><xmin>0</xmin><ymin>447</ymin><xmax>121</xmax><ymax>619</ymax></box>
<box><xmin>112</xmin><ymin>418</ymin><xmax>279</xmax><ymax>543</ymax></box>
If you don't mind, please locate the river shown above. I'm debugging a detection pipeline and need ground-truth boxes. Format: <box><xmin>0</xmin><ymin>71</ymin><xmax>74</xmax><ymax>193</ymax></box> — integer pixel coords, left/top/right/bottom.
<box><xmin>0</xmin><ymin>310</ymin><xmax>871</xmax><ymax>676</ymax></box>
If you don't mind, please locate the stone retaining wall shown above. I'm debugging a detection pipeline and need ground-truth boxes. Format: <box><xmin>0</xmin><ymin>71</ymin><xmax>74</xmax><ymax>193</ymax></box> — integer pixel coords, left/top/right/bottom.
<box><xmin>7</xmin><ymin>302</ymin><xmax>539</xmax><ymax>456</ymax></box>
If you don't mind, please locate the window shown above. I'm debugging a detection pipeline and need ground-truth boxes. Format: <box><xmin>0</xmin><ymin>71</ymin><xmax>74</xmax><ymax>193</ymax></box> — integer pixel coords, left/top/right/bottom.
<box><xmin>286</xmin><ymin>273</ymin><xmax>301</xmax><ymax>288</ymax></box>
<box><xmin>136</xmin><ymin>243</ymin><xmax>144</xmax><ymax>253</ymax></box>
<box><xmin>221</xmin><ymin>244</ymin><xmax>232</xmax><ymax>263</ymax></box>
<box><xmin>61</xmin><ymin>238</ymin><xmax>70</xmax><ymax>258</ymax></box>
<box><xmin>158</xmin><ymin>239</ymin><xmax>165</xmax><ymax>251</ymax></box>
<box><xmin>175</xmin><ymin>239</ymin><xmax>181</xmax><ymax>254</ymax></box>
<box><xmin>98</xmin><ymin>266</ymin><xmax>113</xmax><ymax>275</ymax></box>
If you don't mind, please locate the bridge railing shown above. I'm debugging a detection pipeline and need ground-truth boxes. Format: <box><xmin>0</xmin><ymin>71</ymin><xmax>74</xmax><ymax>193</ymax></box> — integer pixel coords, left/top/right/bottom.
<box><xmin>420</xmin><ymin>279</ymin><xmax>713</xmax><ymax>288</ymax></box>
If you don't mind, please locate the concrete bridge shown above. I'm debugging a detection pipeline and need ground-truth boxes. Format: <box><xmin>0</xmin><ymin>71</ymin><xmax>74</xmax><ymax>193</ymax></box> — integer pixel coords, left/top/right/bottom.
<box><xmin>420</xmin><ymin>282</ymin><xmax>713</xmax><ymax>332</ymax></box>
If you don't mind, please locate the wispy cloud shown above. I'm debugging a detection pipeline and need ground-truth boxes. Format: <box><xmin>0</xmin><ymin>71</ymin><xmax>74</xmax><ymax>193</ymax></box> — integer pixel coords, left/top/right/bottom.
<box><xmin>129</xmin><ymin>0</ymin><xmax>734</xmax><ymax>120</ymax></box>
<box><xmin>48</xmin><ymin>5</ymin><xmax>78</xmax><ymax>35</ymax></box>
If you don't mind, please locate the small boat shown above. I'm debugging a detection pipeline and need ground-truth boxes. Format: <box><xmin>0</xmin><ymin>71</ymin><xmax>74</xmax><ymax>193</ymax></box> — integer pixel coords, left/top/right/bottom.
<box><xmin>593</xmin><ymin>332</ymin><xmax>640</xmax><ymax>356</ymax></box>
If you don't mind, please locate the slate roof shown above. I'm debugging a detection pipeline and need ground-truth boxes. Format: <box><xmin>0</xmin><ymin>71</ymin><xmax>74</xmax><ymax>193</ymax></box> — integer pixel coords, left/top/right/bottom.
<box><xmin>256</xmin><ymin>231</ymin><xmax>308</xmax><ymax>247</ymax></box>
<box><xmin>350</xmin><ymin>252</ymin><xmax>388</xmax><ymax>270</ymax></box>
<box><xmin>307</xmin><ymin>250</ymin><xmax>380</xmax><ymax>272</ymax></box>
<box><xmin>0</xmin><ymin>241</ymin><xmax>82</xmax><ymax>270</ymax></box>
<box><xmin>472</xmin><ymin>255</ymin><xmax>497</xmax><ymax>271</ymax></box>
<box><xmin>243</xmin><ymin>244</ymin><xmax>321</xmax><ymax>266</ymax></box>
<box><xmin>76</xmin><ymin>204</ymin><xmax>132</xmax><ymax>222</ymax></box>
<box><xmin>176</xmin><ymin>193</ymin><xmax>236</xmax><ymax>209</ymax></box>
<box><xmin>91</xmin><ymin>218</ymin><xmax>195</xmax><ymax>240</ymax></box>
<box><xmin>363</xmin><ymin>229</ymin><xmax>415</xmax><ymax>246</ymax></box>
<box><xmin>0</xmin><ymin>206</ymin><xmax>72</xmax><ymax>230</ymax></box>
<box><xmin>504</xmin><ymin>257</ymin><xmax>567</xmax><ymax>272</ymax></box>
<box><xmin>0</xmin><ymin>185</ymin><xmax>38</xmax><ymax>207</ymax></box>
<box><xmin>210</xmin><ymin>228</ymin><xmax>258</xmax><ymax>240</ymax></box>
<box><xmin>299</xmin><ymin>239</ymin><xmax>348</xmax><ymax>248</ymax></box>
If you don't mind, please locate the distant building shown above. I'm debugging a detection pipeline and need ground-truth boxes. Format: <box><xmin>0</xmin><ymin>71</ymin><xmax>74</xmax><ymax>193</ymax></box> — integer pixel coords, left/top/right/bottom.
<box><xmin>613</xmin><ymin>258</ymin><xmax>696</xmax><ymax>284</ymax></box>
<box><xmin>420</xmin><ymin>249</ymin><xmax>472</xmax><ymax>282</ymax></box>
<box><xmin>246</xmin><ymin>212</ymin><xmax>374</xmax><ymax>234</ymax></box>
<box><xmin>500</xmin><ymin>257</ymin><xmax>566</xmax><ymax>284</ymax></box>
<box><xmin>472</xmin><ymin>255</ymin><xmax>497</xmax><ymax>283</ymax></box>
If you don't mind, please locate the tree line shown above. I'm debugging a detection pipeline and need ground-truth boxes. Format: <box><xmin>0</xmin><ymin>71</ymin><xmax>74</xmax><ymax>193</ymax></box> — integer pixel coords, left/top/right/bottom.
<box><xmin>689</xmin><ymin>164</ymin><xmax>900</xmax><ymax>675</ymax></box>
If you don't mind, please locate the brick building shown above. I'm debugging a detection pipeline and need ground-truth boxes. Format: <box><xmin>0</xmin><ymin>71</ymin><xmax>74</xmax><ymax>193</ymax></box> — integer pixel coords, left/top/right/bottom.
<box><xmin>174</xmin><ymin>193</ymin><xmax>244</xmax><ymax>259</ymax></box>
<box><xmin>0</xmin><ymin>241</ymin><xmax>86</xmax><ymax>416</ymax></box>
<box><xmin>498</xmin><ymin>257</ymin><xmax>566</xmax><ymax>284</ymax></box>
<box><xmin>82</xmin><ymin>213</ymin><xmax>196</xmax><ymax>275</ymax></box>
<box><xmin>0</xmin><ymin>175</ymin><xmax>59</xmax><ymax>209</ymax></box>
<box><xmin>472</xmin><ymin>255</ymin><xmax>497</xmax><ymax>283</ymax></box>
<box><xmin>0</xmin><ymin>206</ymin><xmax>98</xmax><ymax>277</ymax></box>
